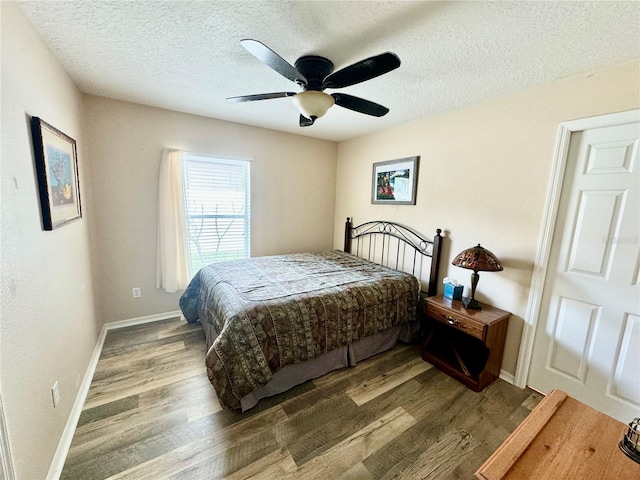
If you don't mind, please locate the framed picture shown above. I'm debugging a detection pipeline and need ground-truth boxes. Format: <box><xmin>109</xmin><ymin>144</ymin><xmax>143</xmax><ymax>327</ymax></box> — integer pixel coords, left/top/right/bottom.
<box><xmin>30</xmin><ymin>117</ymin><xmax>82</xmax><ymax>230</ymax></box>
<box><xmin>371</xmin><ymin>156</ymin><xmax>419</xmax><ymax>205</ymax></box>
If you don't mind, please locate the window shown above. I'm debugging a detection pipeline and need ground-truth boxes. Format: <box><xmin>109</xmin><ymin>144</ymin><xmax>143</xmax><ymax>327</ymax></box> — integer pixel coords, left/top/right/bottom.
<box><xmin>183</xmin><ymin>153</ymin><xmax>250</xmax><ymax>274</ymax></box>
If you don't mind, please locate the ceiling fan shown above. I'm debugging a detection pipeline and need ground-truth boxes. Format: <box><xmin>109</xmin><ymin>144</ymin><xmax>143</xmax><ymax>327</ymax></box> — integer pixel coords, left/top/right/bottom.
<box><xmin>226</xmin><ymin>39</ymin><xmax>401</xmax><ymax>127</ymax></box>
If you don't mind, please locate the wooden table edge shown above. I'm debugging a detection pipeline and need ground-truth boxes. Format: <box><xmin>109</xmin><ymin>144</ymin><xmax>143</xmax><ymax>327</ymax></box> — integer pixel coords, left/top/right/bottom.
<box><xmin>474</xmin><ymin>389</ymin><xmax>568</xmax><ymax>480</ymax></box>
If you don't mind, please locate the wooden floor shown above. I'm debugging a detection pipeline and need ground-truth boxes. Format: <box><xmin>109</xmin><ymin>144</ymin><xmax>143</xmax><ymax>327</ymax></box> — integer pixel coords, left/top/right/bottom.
<box><xmin>61</xmin><ymin>317</ymin><xmax>541</xmax><ymax>479</ymax></box>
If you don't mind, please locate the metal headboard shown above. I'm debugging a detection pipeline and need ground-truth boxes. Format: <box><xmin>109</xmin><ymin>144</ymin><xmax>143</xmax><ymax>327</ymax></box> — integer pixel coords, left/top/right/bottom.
<box><xmin>343</xmin><ymin>217</ymin><xmax>443</xmax><ymax>297</ymax></box>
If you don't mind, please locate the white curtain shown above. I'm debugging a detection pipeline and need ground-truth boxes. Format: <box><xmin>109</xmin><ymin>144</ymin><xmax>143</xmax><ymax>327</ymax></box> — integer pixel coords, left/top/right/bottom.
<box><xmin>156</xmin><ymin>149</ymin><xmax>190</xmax><ymax>293</ymax></box>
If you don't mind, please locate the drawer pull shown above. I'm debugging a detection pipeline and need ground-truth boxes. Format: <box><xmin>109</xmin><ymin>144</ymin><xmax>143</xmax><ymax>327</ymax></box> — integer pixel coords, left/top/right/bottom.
<box><xmin>447</xmin><ymin>316</ymin><xmax>459</xmax><ymax>326</ymax></box>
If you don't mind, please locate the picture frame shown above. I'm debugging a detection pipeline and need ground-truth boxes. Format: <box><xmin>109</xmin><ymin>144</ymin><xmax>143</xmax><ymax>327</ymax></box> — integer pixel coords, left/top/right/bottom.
<box><xmin>371</xmin><ymin>156</ymin><xmax>419</xmax><ymax>205</ymax></box>
<box><xmin>30</xmin><ymin>117</ymin><xmax>82</xmax><ymax>230</ymax></box>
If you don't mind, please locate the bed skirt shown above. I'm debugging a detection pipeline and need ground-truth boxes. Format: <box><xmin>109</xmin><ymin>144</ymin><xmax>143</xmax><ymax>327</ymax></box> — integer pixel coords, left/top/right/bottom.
<box><xmin>201</xmin><ymin>319</ymin><xmax>420</xmax><ymax>411</ymax></box>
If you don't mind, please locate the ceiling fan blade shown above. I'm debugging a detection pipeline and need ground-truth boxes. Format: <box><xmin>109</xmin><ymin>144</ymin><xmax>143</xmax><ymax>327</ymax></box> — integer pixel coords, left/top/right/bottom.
<box><xmin>332</xmin><ymin>93</ymin><xmax>389</xmax><ymax>117</ymax></box>
<box><xmin>323</xmin><ymin>52</ymin><xmax>400</xmax><ymax>89</ymax></box>
<box><xmin>226</xmin><ymin>92</ymin><xmax>296</xmax><ymax>103</ymax></box>
<box><xmin>299</xmin><ymin>114</ymin><xmax>315</xmax><ymax>127</ymax></box>
<box><xmin>240</xmin><ymin>39</ymin><xmax>307</xmax><ymax>86</ymax></box>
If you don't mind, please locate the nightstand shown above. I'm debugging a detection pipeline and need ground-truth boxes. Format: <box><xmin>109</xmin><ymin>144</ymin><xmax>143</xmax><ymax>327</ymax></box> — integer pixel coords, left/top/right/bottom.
<box><xmin>421</xmin><ymin>295</ymin><xmax>510</xmax><ymax>392</ymax></box>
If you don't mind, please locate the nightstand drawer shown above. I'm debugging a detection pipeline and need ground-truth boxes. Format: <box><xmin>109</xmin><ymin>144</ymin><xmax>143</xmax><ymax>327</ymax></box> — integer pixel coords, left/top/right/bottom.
<box><xmin>427</xmin><ymin>303</ymin><xmax>485</xmax><ymax>340</ymax></box>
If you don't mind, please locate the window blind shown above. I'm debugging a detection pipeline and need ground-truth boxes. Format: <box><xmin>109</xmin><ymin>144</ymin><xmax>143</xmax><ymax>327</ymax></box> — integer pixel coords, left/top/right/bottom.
<box><xmin>183</xmin><ymin>154</ymin><xmax>250</xmax><ymax>274</ymax></box>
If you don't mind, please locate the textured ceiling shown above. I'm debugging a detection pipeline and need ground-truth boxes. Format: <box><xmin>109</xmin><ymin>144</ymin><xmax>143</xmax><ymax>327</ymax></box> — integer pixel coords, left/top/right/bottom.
<box><xmin>17</xmin><ymin>1</ymin><xmax>640</xmax><ymax>142</ymax></box>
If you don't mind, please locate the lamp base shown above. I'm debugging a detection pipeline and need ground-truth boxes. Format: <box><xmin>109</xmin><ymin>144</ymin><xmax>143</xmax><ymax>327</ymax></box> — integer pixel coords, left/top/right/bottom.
<box><xmin>620</xmin><ymin>440</ymin><xmax>640</xmax><ymax>464</ymax></box>
<box><xmin>462</xmin><ymin>297</ymin><xmax>481</xmax><ymax>310</ymax></box>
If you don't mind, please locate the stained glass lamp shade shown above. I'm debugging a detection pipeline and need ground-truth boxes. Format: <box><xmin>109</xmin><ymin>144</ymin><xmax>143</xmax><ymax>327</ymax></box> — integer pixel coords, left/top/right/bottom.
<box><xmin>452</xmin><ymin>244</ymin><xmax>503</xmax><ymax>309</ymax></box>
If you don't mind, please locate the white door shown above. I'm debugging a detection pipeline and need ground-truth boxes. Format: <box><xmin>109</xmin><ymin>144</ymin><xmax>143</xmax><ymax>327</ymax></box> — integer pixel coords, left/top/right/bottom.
<box><xmin>528</xmin><ymin>116</ymin><xmax>640</xmax><ymax>422</ymax></box>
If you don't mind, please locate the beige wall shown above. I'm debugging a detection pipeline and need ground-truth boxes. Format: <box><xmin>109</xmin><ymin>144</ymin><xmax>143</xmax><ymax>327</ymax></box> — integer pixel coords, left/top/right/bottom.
<box><xmin>333</xmin><ymin>61</ymin><xmax>640</xmax><ymax>378</ymax></box>
<box><xmin>84</xmin><ymin>96</ymin><xmax>337</xmax><ymax>323</ymax></box>
<box><xmin>0</xmin><ymin>3</ymin><xmax>100</xmax><ymax>479</ymax></box>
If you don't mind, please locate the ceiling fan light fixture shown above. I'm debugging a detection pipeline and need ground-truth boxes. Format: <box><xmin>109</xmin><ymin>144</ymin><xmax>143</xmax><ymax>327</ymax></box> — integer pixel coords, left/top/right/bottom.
<box><xmin>292</xmin><ymin>91</ymin><xmax>335</xmax><ymax>120</ymax></box>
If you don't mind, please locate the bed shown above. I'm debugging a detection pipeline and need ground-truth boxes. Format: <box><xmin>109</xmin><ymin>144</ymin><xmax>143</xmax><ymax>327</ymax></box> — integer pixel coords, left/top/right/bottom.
<box><xmin>179</xmin><ymin>218</ymin><xmax>443</xmax><ymax>411</ymax></box>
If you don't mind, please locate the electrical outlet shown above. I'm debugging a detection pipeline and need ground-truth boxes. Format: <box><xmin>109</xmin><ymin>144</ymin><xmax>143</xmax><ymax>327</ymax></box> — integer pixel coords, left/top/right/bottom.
<box><xmin>51</xmin><ymin>382</ymin><xmax>60</xmax><ymax>408</ymax></box>
<box><xmin>132</xmin><ymin>287</ymin><xmax>141</xmax><ymax>298</ymax></box>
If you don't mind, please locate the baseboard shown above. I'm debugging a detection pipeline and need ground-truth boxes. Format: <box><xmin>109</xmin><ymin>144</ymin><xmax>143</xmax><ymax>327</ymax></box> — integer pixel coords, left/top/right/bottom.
<box><xmin>103</xmin><ymin>310</ymin><xmax>183</xmax><ymax>331</ymax></box>
<box><xmin>500</xmin><ymin>369</ymin><xmax>516</xmax><ymax>386</ymax></box>
<box><xmin>46</xmin><ymin>310</ymin><xmax>183</xmax><ymax>480</ymax></box>
<box><xmin>46</xmin><ymin>323</ymin><xmax>107</xmax><ymax>480</ymax></box>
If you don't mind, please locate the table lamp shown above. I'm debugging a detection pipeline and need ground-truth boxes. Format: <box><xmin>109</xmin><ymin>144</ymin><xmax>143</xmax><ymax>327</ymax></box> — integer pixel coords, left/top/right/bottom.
<box><xmin>452</xmin><ymin>244</ymin><xmax>503</xmax><ymax>309</ymax></box>
<box><xmin>620</xmin><ymin>417</ymin><xmax>640</xmax><ymax>463</ymax></box>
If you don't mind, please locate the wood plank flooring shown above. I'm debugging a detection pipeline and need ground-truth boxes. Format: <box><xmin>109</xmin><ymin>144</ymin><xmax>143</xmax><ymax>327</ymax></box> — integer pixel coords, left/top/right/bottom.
<box><xmin>61</xmin><ymin>317</ymin><xmax>541</xmax><ymax>479</ymax></box>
